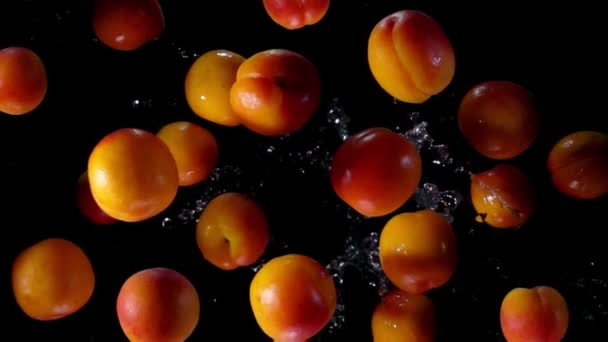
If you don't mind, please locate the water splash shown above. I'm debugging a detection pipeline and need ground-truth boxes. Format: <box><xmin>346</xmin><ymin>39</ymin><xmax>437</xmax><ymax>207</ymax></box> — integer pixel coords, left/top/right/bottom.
<box><xmin>327</xmin><ymin>98</ymin><xmax>350</xmax><ymax>141</ymax></box>
<box><xmin>414</xmin><ymin>183</ymin><xmax>463</xmax><ymax>223</ymax></box>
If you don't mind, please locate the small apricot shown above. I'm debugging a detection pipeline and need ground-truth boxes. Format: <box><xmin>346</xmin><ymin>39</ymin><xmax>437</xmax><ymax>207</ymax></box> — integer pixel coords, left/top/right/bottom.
<box><xmin>372</xmin><ymin>289</ymin><xmax>436</xmax><ymax>342</ymax></box>
<box><xmin>0</xmin><ymin>47</ymin><xmax>47</xmax><ymax>115</ymax></box>
<box><xmin>263</xmin><ymin>0</ymin><xmax>330</xmax><ymax>30</ymax></box>
<box><xmin>76</xmin><ymin>171</ymin><xmax>117</xmax><ymax>225</ymax></box>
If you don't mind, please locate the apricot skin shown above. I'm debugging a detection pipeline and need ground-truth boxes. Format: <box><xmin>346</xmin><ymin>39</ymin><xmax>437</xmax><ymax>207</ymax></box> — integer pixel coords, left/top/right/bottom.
<box><xmin>500</xmin><ymin>286</ymin><xmax>569</xmax><ymax>342</ymax></box>
<box><xmin>372</xmin><ymin>289</ymin><xmax>436</xmax><ymax>342</ymax></box>
<box><xmin>250</xmin><ymin>254</ymin><xmax>337</xmax><ymax>341</ymax></box>
<box><xmin>0</xmin><ymin>47</ymin><xmax>47</xmax><ymax>115</ymax></box>
<box><xmin>379</xmin><ymin>210</ymin><xmax>457</xmax><ymax>294</ymax></box>
<box><xmin>263</xmin><ymin>0</ymin><xmax>330</xmax><ymax>30</ymax></box>
<box><xmin>76</xmin><ymin>172</ymin><xmax>117</xmax><ymax>225</ymax></box>
<box><xmin>368</xmin><ymin>10</ymin><xmax>455</xmax><ymax>104</ymax></box>
<box><xmin>547</xmin><ymin>131</ymin><xmax>608</xmax><ymax>200</ymax></box>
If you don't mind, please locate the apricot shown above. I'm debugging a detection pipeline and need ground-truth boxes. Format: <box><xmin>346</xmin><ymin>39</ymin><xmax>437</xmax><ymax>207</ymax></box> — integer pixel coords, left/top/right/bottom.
<box><xmin>368</xmin><ymin>10</ymin><xmax>455</xmax><ymax>104</ymax></box>
<box><xmin>93</xmin><ymin>0</ymin><xmax>164</xmax><ymax>51</ymax></box>
<box><xmin>230</xmin><ymin>49</ymin><xmax>321</xmax><ymax>136</ymax></box>
<box><xmin>117</xmin><ymin>267</ymin><xmax>200</xmax><ymax>342</ymax></box>
<box><xmin>12</xmin><ymin>238</ymin><xmax>95</xmax><ymax>321</ymax></box>
<box><xmin>76</xmin><ymin>171</ymin><xmax>117</xmax><ymax>225</ymax></box>
<box><xmin>0</xmin><ymin>47</ymin><xmax>47</xmax><ymax>115</ymax></box>
<box><xmin>250</xmin><ymin>254</ymin><xmax>337</xmax><ymax>341</ymax></box>
<box><xmin>379</xmin><ymin>210</ymin><xmax>457</xmax><ymax>294</ymax></box>
<box><xmin>88</xmin><ymin>128</ymin><xmax>178</xmax><ymax>222</ymax></box>
<box><xmin>157</xmin><ymin>121</ymin><xmax>219</xmax><ymax>187</ymax></box>
<box><xmin>547</xmin><ymin>131</ymin><xmax>608</xmax><ymax>200</ymax></box>
<box><xmin>263</xmin><ymin>0</ymin><xmax>330</xmax><ymax>30</ymax></box>
<box><xmin>470</xmin><ymin>164</ymin><xmax>535</xmax><ymax>229</ymax></box>
<box><xmin>371</xmin><ymin>289</ymin><xmax>436</xmax><ymax>342</ymax></box>
<box><xmin>500</xmin><ymin>286</ymin><xmax>569</xmax><ymax>342</ymax></box>
<box><xmin>458</xmin><ymin>81</ymin><xmax>539</xmax><ymax>160</ymax></box>
<box><xmin>196</xmin><ymin>192</ymin><xmax>269</xmax><ymax>271</ymax></box>
<box><xmin>330</xmin><ymin>127</ymin><xmax>421</xmax><ymax>217</ymax></box>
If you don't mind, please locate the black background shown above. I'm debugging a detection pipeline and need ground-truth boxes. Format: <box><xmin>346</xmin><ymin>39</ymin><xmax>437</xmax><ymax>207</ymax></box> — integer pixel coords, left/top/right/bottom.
<box><xmin>0</xmin><ymin>0</ymin><xmax>606</xmax><ymax>341</ymax></box>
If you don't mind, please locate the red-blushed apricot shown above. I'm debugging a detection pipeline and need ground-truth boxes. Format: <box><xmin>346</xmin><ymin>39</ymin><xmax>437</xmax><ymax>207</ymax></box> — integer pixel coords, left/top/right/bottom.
<box><xmin>88</xmin><ymin>128</ymin><xmax>178</xmax><ymax>222</ymax></box>
<box><xmin>157</xmin><ymin>121</ymin><xmax>219</xmax><ymax>187</ymax></box>
<box><xmin>330</xmin><ymin>127</ymin><xmax>421</xmax><ymax>217</ymax></box>
<box><xmin>93</xmin><ymin>0</ymin><xmax>164</xmax><ymax>51</ymax></box>
<box><xmin>196</xmin><ymin>192</ymin><xmax>269</xmax><ymax>270</ymax></box>
<box><xmin>250</xmin><ymin>254</ymin><xmax>337</xmax><ymax>341</ymax></box>
<box><xmin>185</xmin><ymin>50</ymin><xmax>246</xmax><ymax>127</ymax></box>
<box><xmin>547</xmin><ymin>131</ymin><xmax>608</xmax><ymax>200</ymax></box>
<box><xmin>458</xmin><ymin>81</ymin><xmax>539</xmax><ymax>160</ymax></box>
<box><xmin>117</xmin><ymin>267</ymin><xmax>200</xmax><ymax>342</ymax></box>
<box><xmin>0</xmin><ymin>47</ymin><xmax>47</xmax><ymax>115</ymax></box>
<box><xmin>470</xmin><ymin>164</ymin><xmax>535</xmax><ymax>229</ymax></box>
<box><xmin>263</xmin><ymin>0</ymin><xmax>330</xmax><ymax>30</ymax></box>
<box><xmin>368</xmin><ymin>10</ymin><xmax>455</xmax><ymax>104</ymax></box>
<box><xmin>12</xmin><ymin>238</ymin><xmax>95</xmax><ymax>321</ymax></box>
<box><xmin>230</xmin><ymin>49</ymin><xmax>321</xmax><ymax>136</ymax></box>
<box><xmin>371</xmin><ymin>289</ymin><xmax>436</xmax><ymax>342</ymax></box>
<box><xmin>500</xmin><ymin>286</ymin><xmax>569</xmax><ymax>342</ymax></box>
<box><xmin>379</xmin><ymin>210</ymin><xmax>457</xmax><ymax>294</ymax></box>
<box><xmin>76</xmin><ymin>171</ymin><xmax>117</xmax><ymax>225</ymax></box>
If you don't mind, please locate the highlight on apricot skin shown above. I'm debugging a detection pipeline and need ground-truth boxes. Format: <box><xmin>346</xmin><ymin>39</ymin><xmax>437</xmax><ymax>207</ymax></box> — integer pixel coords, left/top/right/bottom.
<box><xmin>76</xmin><ymin>171</ymin><xmax>118</xmax><ymax>225</ymax></box>
<box><xmin>547</xmin><ymin>130</ymin><xmax>608</xmax><ymax>200</ymax></box>
<box><xmin>458</xmin><ymin>81</ymin><xmax>539</xmax><ymax>160</ymax></box>
<box><xmin>0</xmin><ymin>47</ymin><xmax>48</xmax><ymax>115</ymax></box>
<box><xmin>372</xmin><ymin>289</ymin><xmax>436</xmax><ymax>342</ymax></box>
<box><xmin>500</xmin><ymin>286</ymin><xmax>569</xmax><ymax>342</ymax></box>
<box><xmin>263</xmin><ymin>0</ymin><xmax>331</xmax><ymax>30</ymax></box>
<box><xmin>379</xmin><ymin>209</ymin><xmax>457</xmax><ymax>294</ymax></box>
<box><xmin>470</xmin><ymin>164</ymin><xmax>535</xmax><ymax>229</ymax></box>
<box><xmin>368</xmin><ymin>10</ymin><xmax>455</xmax><ymax>104</ymax></box>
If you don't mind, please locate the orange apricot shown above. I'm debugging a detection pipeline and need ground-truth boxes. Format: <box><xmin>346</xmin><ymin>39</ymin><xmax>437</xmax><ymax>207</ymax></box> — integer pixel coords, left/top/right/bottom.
<box><xmin>263</xmin><ymin>0</ymin><xmax>330</xmax><ymax>30</ymax></box>
<box><xmin>379</xmin><ymin>210</ymin><xmax>457</xmax><ymax>294</ymax></box>
<box><xmin>88</xmin><ymin>128</ymin><xmax>178</xmax><ymax>222</ymax></box>
<box><xmin>330</xmin><ymin>127</ymin><xmax>422</xmax><ymax>217</ymax></box>
<box><xmin>250</xmin><ymin>254</ymin><xmax>337</xmax><ymax>341</ymax></box>
<box><xmin>0</xmin><ymin>47</ymin><xmax>47</xmax><ymax>115</ymax></box>
<box><xmin>196</xmin><ymin>192</ymin><xmax>269</xmax><ymax>271</ymax></box>
<box><xmin>368</xmin><ymin>10</ymin><xmax>455</xmax><ymax>104</ymax></box>
<box><xmin>117</xmin><ymin>267</ymin><xmax>200</xmax><ymax>342</ymax></box>
<box><xmin>470</xmin><ymin>164</ymin><xmax>535</xmax><ymax>229</ymax></box>
<box><xmin>230</xmin><ymin>49</ymin><xmax>321</xmax><ymax>136</ymax></box>
<box><xmin>500</xmin><ymin>286</ymin><xmax>569</xmax><ymax>342</ymax></box>
<box><xmin>76</xmin><ymin>171</ymin><xmax>117</xmax><ymax>225</ymax></box>
<box><xmin>547</xmin><ymin>131</ymin><xmax>608</xmax><ymax>200</ymax></box>
<box><xmin>12</xmin><ymin>238</ymin><xmax>95</xmax><ymax>321</ymax></box>
<box><xmin>371</xmin><ymin>289</ymin><xmax>436</xmax><ymax>342</ymax></box>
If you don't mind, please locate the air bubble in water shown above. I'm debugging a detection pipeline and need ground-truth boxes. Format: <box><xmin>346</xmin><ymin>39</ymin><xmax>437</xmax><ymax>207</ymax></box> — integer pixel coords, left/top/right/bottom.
<box><xmin>414</xmin><ymin>183</ymin><xmax>463</xmax><ymax>223</ymax></box>
<box><xmin>327</xmin><ymin>98</ymin><xmax>350</xmax><ymax>141</ymax></box>
<box><xmin>131</xmin><ymin>98</ymin><xmax>153</xmax><ymax>109</ymax></box>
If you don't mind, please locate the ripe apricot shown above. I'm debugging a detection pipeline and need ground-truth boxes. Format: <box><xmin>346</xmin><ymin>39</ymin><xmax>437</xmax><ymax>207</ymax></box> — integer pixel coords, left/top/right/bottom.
<box><xmin>88</xmin><ymin>128</ymin><xmax>178</xmax><ymax>222</ymax></box>
<box><xmin>185</xmin><ymin>50</ymin><xmax>246</xmax><ymax>127</ymax></box>
<box><xmin>250</xmin><ymin>254</ymin><xmax>337</xmax><ymax>341</ymax></box>
<box><xmin>76</xmin><ymin>171</ymin><xmax>117</xmax><ymax>225</ymax></box>
<box><xmin>368</xmin><ymin>10</ymin><xmax>455</xmax><ymax>104</ymax></box>
<box><xmin>263</xmin><ymin>0</ymin><xmax>330</xmax><ymax>30</ymax></box>
<box><xmin>117</xmin><ymin>267</ymin><xmax>200</xmax><ymax>342</ymax></box>
<box><xmin>157</xmin><ymin>121</ymin><xmax>219</xmax><ymax>187</ymax></box>
<box><xmin>379</xmin><ymin>210</ymin><xmax>457</xmax><ymax>294</ymax></box>
<box><xmin>458</xmin><ymin>81</ymin><xmax>539</xmax><ymax>160</ymax></box>
<box><xmin>547</xmin><ymin>131</ymin><xmax>608</xmax><ymax>200</ymax></box>
<box><xmin>0</xmin><ymin>47</ymin><xmax>47</xmax><ymax>115</ymax></box>
<box><xmin>230</xmin><ymin>49</ymin><xmax>321</xmax><ymax>136</ymax></box>
<box><xmin>470</xmin><ymin>164</ymin><xmax>535</xmax><ymax>229</ymax></box>
<box><xmin>12</xmin><ymin>238</ymin><xmax>95</xmax><ymax>321</ymax></box>
<box><xmin>500</xmin><ymin>286</ymin><xmax>569</xmax><ymax>342</ymax></box>
<box><xmin>372</xmin><ymin>289</ymin><xmax>436</xmax><ymax>342</ymax></box>
<box><xmin>93</xmin><ymin>0</ymin><xmax>164</xmax><ymax>51</ymax></box>
<box><xmin>330</xmin><ymin>127</ymin><xmax>421</xmax><ymax>217</ymax></box>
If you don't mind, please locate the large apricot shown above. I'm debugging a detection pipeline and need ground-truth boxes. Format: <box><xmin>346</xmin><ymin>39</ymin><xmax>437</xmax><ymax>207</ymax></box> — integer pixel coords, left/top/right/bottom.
<box><xmin>263</xmin><ymin>0</ymin><xmax>330</xmax><ymax>30</ymax></box>
<box><xmin>76</xmin><ymin>171</ymin><xmax>117</xmax><ymax>225</ymax></box>
<box><xmin>372</xmin><ymin>289</ymin><xmax>436</xmax><ymax>342</ymax></box>
<box><xmin>0</xmin><ymin>47</ymin><xmax>47</xmax><ymax>115</ymax></box>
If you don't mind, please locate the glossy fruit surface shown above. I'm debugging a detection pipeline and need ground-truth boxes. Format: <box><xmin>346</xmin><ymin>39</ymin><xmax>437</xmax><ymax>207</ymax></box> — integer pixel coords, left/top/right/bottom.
<box><xmin>372</xmin><ymin>289</ymin><xmax>436</xmax><ymax>342</ymax></box>
<box><xmin>263</xmin><ymin>0</ymin><xmax>330</xmax><ymax>30</ymax></box>
<box><xmin>0</xmin><ymin>47</ymin><xmax>47</xmax><ymax>115</ymax></box>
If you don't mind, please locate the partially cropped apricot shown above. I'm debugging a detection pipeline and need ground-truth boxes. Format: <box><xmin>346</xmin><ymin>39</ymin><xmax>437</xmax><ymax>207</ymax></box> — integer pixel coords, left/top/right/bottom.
<box><xmin>330</xmin><ymin>127</ymin><xmax>421</xmax><ymax>217</ymax></box>
<box><xmin>547</xmin><ymin>131</ymin><xmax>608</xmax><ymax>200</ymax></box>
<box><xmin>368</xmin><ymin>10</ymin><xmax>455</xmax><ymax>103</ymax></box>
<box><xmin>263</xmin><ymin>0</ymin><xmax>330</xmax><ymax>30</ymax></box>
<box><xmin>93</xmin><ymin>0</ymin><xmax>164</xmax><ymax>51</ymax></box>
<box><xmin>0</xmin><ymin>47</ymin><xmax>47</xmax><ymax>115</ymax></box>
<box><xmin>470</xmin><ymin>164</ymin><xmax>535</xmax><ymax>229</ymax></box>
<box><xmin>458</xmin><ymin>81</ymin><xmax>539</xmax><ymax>160</ymax></box>
<box><xmin>88</xmin><ymin>128</ymin><xmax>178</xmax><ymax>222</ymax></box>
<box><xmin>117</xmin><ymin>267</ymin><xmax>200</xmax><ymax>342</ymax></box>
<box><xmin>500</xmin><ymin>286</ymin><xmax>569</xmax><ymax>342</ymax></box>
<box><xmin>230</xmin><ymin>49</ymin><xmax>321</xmax><ymax>136</ymax></box>
<box><xmin>196</xmin><ymin>192</ymin><xmax>269</xmax><ymax>270</ymax></box>
<box><xmin>12</xmin><ymin>238</ymin><xmax>95</xmax><ymax>321</ymax></box>
<box><xmin>250</xmin><ymin>254</ymin><xmax>337</xmax><ymax>341</ymax></box>
<box><xmin>372</xmin><ymin>289</ymin><xmax>436</xmax><ymax>342</ymax></box>
<box><xmin>76</xmin><ymin>171</ymin><xmax>117</xmax><ymax>225</ymax></box>
<box><xmin>379</xmin><ymin>210</ymin><xmax>457</xmax><ymax>294</ymax></box>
